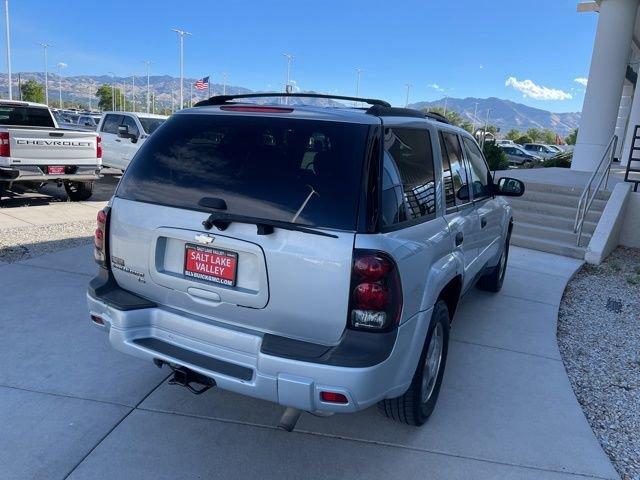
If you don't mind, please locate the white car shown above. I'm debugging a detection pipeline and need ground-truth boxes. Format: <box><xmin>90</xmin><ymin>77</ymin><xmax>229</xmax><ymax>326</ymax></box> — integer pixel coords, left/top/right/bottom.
<box><xmin>97</xmin><ymin>112</ymin><xmax>167</xmax><ymax>170</ymax></box>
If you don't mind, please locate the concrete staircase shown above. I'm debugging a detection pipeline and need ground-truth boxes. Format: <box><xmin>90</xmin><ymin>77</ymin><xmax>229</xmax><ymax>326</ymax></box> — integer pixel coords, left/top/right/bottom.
<box><xmin>506</xmin><ymin>181</ymin><xmax>611</xmax><ymax>259</ymax></box>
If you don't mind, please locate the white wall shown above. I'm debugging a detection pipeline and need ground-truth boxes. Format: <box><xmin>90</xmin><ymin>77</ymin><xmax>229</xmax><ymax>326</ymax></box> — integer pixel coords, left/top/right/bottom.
<box><xmin>620</xmin><ymin>191</ymin><xmax>640</xmax><ymax>247</ymax></box>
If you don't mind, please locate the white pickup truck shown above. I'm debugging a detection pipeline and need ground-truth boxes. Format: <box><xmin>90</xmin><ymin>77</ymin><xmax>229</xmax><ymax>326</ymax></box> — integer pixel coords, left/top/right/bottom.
<box><xmin>97</xmin><ymin>111</ymin><xmax>167</xmax><ymax>170</ymax></box>
<box><xmin>0</xmin><ymin>100</ymin><xmax>102</xmax><ymax>201</ymax></box>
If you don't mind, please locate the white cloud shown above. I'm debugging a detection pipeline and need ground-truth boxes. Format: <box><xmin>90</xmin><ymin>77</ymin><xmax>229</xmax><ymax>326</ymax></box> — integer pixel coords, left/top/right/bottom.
<box><xmin>505</xmin><ymin>76</ymin><xmax>573</xmax><ymax>101</ymax></box>
<box><xmin>574</xmin><ymin>77</ymin><xmax>588</xmax><ymax>87</ymax></box>
<box><xmin>427</xmin><ymin>83</ymin><xmax>444</xmax><ymax>92</ymax></box>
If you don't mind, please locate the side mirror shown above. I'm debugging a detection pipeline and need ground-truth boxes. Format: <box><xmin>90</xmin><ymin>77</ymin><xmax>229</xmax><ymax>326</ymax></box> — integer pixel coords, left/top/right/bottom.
<box><xmin>456</xmin><ymin>184</ymin><xmax>470</xmax><ymax>201</ymax></box>
<box><xmin>493</xmin><ymin>177</ymin><xmax>525</xmax><ymax>197</ymax></box>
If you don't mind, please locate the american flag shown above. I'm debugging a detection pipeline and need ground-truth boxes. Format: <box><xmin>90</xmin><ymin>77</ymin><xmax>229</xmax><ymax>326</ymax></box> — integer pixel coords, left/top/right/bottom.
<box><xmin>194</xmin><ymin>76</ymin><xmax>209</xmax><ymax>90</ymax></box>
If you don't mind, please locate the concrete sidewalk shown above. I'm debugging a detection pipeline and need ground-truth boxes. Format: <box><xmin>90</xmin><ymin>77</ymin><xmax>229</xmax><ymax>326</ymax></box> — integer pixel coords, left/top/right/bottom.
<box><xmin>0</xmin><ymin>245</ymin><xmax>618</xmax><ymax>480</ymax></box>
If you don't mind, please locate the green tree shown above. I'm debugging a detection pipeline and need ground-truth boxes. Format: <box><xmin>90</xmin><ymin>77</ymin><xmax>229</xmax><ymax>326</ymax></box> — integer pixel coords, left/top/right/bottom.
<box><xmin>505</xmin><ymin>129</ymin><xmax>521</xmax><ymax>141</ymax></box>
<box><xmin>20</xmin><ymin>79</ymin><xmax>45</xmax><ymax>103</ymax></box>
<box><xmin>526</xmin><ymin>128</ymin><xmax>542</xmax><ymax>142</ymax></box>
<box><xmin>95</xmin><ymin>84</ymin><xmax>131</xmax><ymax>111</ymax></box>
<box><xmin>565</xmin><ymin>129</ymin><xmax>578</xmax><ymax>145</ymax></box>
<box><xmin>483</xmin><ymin>142</ymin><xmax>510</xmax><ymax>171</ymax></box>
<box><xmin>515</xmin><ymin>135</ymin><xmax>532</xmax><ymax>145</ymax></box>
<box><xmin>541</xmin><ymin>129</ymin><xmax>557</xmax><ymax>145</ymax></box>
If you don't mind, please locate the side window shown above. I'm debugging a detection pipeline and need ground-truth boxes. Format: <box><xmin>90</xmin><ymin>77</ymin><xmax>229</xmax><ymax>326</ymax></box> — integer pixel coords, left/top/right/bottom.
<box><xmin>439</xmin><ymin>131</ymin><xmax>470</xmax><ymax>207</ymax></box>
<box><xmin>101</xmin><ymin>114</ymin><xmax>123</xmax><ymax>134</ymax></box>
<box><xmin>122</xmin><ymin>116</ymin><xmax>140</xmax><ymax>137</ymax></box>
<box><xmin>381</xmin><ymin>127</ymin><xmax>436</xmax><ymax>227</ymax></box>
<box><xmin>462</xmin><ymin>137</ymin><xmax>491</xmax><ymax>200</ymax></box>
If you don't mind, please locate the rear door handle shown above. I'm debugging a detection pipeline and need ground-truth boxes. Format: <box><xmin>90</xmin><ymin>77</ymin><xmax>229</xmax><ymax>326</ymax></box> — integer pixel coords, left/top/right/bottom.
<box><xmin>455</xmin><ymin>232</ymin><xmax>464</xmax><ymax>246</ymax></box>
<box><xmin>480</xmin><ymin>217</ymin><xmax>487</xmax><ymax>228</ymax></box>
<box><xmin>115</xmin><ymin>138</ymin><xmax>121</xmax><ymax>142</ymax></box>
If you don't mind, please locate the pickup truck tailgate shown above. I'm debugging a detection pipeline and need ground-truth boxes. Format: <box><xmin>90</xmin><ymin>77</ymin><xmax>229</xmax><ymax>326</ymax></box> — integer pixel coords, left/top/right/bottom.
<box><xmin>7</xmin><ymin>128</ymin><xmax>98</xmax><ymax>165</ymax></box>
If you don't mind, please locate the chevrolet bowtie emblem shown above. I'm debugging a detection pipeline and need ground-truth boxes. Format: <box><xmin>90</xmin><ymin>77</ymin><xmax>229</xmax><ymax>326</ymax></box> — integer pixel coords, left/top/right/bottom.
<box><xmin>194</xmin><ymin>233</ymin><xmax>215</xmax><ymax>245</ymax></box>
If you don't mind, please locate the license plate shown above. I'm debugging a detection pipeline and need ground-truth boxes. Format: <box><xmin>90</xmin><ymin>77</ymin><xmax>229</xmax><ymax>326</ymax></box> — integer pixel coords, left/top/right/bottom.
<box><xmin>47</xmin><ymin>166</ymin><xmax>65</xmax><ymax>175</ymax></box>
<box><xmin>184</xmin><ymin>243</ymin><xmax>238</xmax><ymax>286</ymax></box>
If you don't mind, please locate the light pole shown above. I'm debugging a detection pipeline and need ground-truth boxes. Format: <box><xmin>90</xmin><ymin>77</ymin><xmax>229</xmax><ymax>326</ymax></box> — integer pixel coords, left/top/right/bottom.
<box><xmin>4</xmin><ymin>0</ymin><xmax>12</xmax><ymax>100</ymax></box>
<box><xmin>355</xmin><ymin>68</ymin><xmax>362</xmax><ymax>107</ymax></box>
<box><xmin>131</xmin><ymin>74</ymin><xmax>135</xmax><ymax>112</ymax></box>
<box><xmin>482</xmin><ymin>108</ymin><xmax>492</xmax><ymax>148</ymax></box>
<box><xmin>88</xmin><ymin>80</ymin><xmax>93</xmax><ymax>111</ymax></box>
<box><xmin>222</xmin><ymin>72</ymin><xmax>227</xmax><ymax>95</ymax></box>
<box><xmin>108</xmin><ymin>72</ymin><xmax>115</xmax><ymax>111</ymax></box>
<box><xmin>283</xmin><ymin>53</ymin><xmax>293</xmax><ymax>104</ymax></box>
<box><xmin>472</xmin><ymin>101</ymin><xmax>479</xmax><ymax>136</ymax></box>
<box><xmin>143</xmin><ymin>60</ymin><xmax>151</xmax><ymax>113</ymax></box>
<box><xmin>171</xmin><ymin>28</ymin><xmax>191</xmax><ymax>110</ymax></box>
<box><xmin>56</xmin><ymin>62</ymin><xmax>66</xmax><ymax>109</ymax></box>
<box><xmin>443</xmin><ymin>96</ymin><xmax>448</xmax><ymax>116</ymax></box>
<box><xmin>40</xmin><ymin>43</ymin><xmax>51</xmax><ymax>105</ymax></box>
<box><xmin>405</xmin><ymin>83</ymin><xmax>412</xmax><ymax>107</ymax></box>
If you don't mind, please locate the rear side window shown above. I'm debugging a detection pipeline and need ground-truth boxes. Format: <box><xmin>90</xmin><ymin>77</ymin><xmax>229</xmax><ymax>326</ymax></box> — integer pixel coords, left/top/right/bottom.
<box><xmin>117</xmin><ymin>114</ymin><xmax>370</xmax><ymax>230</ymax></box>
<box><xmin>0</xmin><ymin>105</ymin><xmax>54</xmax><ymax>127</ymax></box>
<box><xmin>439</xmin><ymin>131</ymin><xmax>470</xmax><ymax>207</ymax></box>
<box><xmin>122</xmin><ymin>116</ymin><xmax>139</xmax><ymax>137</ymax></box>
<box><xmin>381</xmin><ymin>127</ymin><xmax>435</xmax><ymax>227</ymax></box>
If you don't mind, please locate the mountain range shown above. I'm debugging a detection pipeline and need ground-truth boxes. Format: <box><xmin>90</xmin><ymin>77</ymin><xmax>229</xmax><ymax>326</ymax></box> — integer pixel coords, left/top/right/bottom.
<box><xmin>0</xmin><ymin>73</ymin><xmax>581</xmax><ymax>135</ymax></box>
<box><xmin>408</xmin><ymin>97</ymin><xmax>581</xmax><ymax>136</ymax></box>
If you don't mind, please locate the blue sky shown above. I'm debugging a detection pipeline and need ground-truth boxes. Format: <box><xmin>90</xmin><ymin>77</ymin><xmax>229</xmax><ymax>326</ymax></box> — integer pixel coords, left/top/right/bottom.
<box><xmin>6</xmin><ymin>0</ymin><xmax>597</xmax><ymax>112</ymax></box>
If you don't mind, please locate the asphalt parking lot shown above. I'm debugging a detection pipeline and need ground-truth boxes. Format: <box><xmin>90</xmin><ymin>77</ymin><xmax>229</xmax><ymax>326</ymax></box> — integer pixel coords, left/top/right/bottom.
<box><xmin>0</xmin><ymin>234</ymin><xmax>618</xmax><ymax>479</ymax></box>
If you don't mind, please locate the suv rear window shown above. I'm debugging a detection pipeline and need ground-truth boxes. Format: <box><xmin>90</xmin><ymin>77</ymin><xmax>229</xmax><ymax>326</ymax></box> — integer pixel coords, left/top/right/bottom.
<box><xmin>117</xmin><ymin>114</ymin><xmax>370</xmax><ymax>230</ymax></box>
<box><xmin>0</xmin><ymin>105</ymin><xmax>55</xmax><ymax>127</ymax></box>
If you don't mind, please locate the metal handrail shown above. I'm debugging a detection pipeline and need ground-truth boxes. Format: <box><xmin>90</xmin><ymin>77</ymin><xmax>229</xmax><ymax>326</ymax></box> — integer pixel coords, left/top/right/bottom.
<box><xmin>573</xmin><ymin>134</ymin><xmax>618</xmax><ymax>245</ymax></box>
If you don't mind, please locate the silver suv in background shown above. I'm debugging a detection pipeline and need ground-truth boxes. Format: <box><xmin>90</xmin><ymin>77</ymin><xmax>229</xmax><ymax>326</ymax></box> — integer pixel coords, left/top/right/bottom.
<box><xmin>87</xmin><ymin>93</ymin><xmax>524</xmax><ymax>429</ymax></box>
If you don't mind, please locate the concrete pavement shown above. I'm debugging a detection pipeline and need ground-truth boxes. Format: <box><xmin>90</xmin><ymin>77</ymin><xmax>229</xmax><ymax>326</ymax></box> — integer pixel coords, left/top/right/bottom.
<box><xmin>0</xmin><ymin>244</ymin><xmax>618</xmax><ymax>479</ymax></box>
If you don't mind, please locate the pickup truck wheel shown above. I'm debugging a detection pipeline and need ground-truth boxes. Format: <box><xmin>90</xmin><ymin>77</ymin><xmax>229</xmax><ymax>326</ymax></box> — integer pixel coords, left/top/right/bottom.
<box><xmin>64</xmin><ymin>181</ymin><xmax>93</xmax><ymax>201</ymax></box>
<box><xmin>477</xmin><ymin>234</ymin><xmax>510</xmax><ymax>293</ymax></box>
<box><xmin>377</xmin><ymin>300</ymin><xmax>450</xmax><ymax>426</ymax></box>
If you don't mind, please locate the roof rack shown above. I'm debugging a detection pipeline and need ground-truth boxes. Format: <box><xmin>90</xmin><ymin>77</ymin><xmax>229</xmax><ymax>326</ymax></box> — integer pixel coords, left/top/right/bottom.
<box><xmin>423</xmin><ymin>111</ymin><xmax>451</xmax><ymax>124</ymax></box>
<box><xmin>194</xmin><ymin>92</ymin><xmax>391</xmax><ymax>108</ymax></box>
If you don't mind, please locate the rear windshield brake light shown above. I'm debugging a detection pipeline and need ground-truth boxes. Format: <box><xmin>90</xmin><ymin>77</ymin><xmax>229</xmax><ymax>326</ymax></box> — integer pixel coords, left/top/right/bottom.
<box><xmin>219</xmin><ymin>106</ymin><xmax>293</xmax><ymax>113</ymax></box>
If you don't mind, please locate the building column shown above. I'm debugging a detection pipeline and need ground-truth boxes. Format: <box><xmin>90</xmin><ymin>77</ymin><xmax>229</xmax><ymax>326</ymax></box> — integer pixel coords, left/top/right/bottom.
<box><xmin>621</xmin><ymin>80</ymin><xmax>640</xmax><ymax>166</ymax></box>
<box><xmin>573</xmin><ymin>0</ymin><xmax>639</xmax><ymax>172</ymax></box>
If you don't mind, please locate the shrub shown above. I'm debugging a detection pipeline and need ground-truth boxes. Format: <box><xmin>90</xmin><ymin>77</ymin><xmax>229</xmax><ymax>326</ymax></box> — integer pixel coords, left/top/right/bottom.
<box><xmin>542</xmin><ymin>152</ymin><xmax>572</xmax><ymax>168</ymax></box>
<box><xmin>515</xmin><ymin>135</ymin><xmax>532</xmax><ymax>145</ymax></box>
<box><xmin>483</xmin><ymin>142</ymin><xmax>510</xmax><ymax>171</ymax></box>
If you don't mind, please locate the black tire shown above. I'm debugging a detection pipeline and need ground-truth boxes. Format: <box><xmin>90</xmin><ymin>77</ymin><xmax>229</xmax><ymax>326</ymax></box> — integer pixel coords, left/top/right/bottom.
<box><xmin>378</xmin><ymin>300</ymin><xmax>450</xmax><ymax>426</ymax></box>
<box><xmin>477</xmin><ymin>233</ymin><xmax>510</xmax><ymax>293</ymax></box>
<box><xmin>64</xmin><ymin>181</ymin><xmax>93</xmax><ymax>201</ymax></box>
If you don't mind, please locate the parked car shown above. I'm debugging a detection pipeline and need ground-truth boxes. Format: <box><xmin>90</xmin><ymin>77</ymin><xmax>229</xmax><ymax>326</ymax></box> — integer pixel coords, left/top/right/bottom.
<box><xmin>495</xmin><ymin>139</ymin><xmax>515</xmax><ymax>146</ymax></box>
<box><xmin>523</xmin><ymin>143</ymin><xmax>558</xmax><ymax>159</ymax></box>
<box><xmin>97</xmin><ymin>111</ymin><xmax>167</xmax><ymax>170</ymax></box>
<box><xmin>0</xmin><ymin>100</ymin><xmax>101</xmax><ymax>201</ymax></box>
<box><xmin>499</xmin><ymin>144</ymin><xmax>541</xmax><ymax>165</ymax></box>
<box><xmin>545</xmin><ymin>144</ymin><xmax>563</xmax><ymax>153</ymax></box>
<box><xmin>87</xmin><ymin>94</ymin><xmax>524</xmax><ymax>428</ymax></box>
<box><xmin>76</xmin><ymin>114</ymin><xmax>102</xmax><ymax>130</ymax></box>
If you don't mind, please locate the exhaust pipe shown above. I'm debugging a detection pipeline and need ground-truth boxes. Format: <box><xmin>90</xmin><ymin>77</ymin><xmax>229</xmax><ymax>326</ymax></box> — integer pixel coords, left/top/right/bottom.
<box><xmin>154</xmin><ymin>359</ymin><xmax>216</xmax><ymax>395</ymax></box>
<box><xmin>277</xmin><ymin>407</ymin><xmax>302</xmax><ymax>432</ymax></box>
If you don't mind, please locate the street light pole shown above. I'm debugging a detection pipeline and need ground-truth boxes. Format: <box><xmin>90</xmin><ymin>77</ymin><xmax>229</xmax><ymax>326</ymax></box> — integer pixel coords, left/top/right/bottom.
<box><xmin>131</xmin><ymin>74</ymin><xmax>135</xmax><ymax>112</ymax></box>
<box><xmin>172</xmin><ymin>28</ymin><xmax>191</xmax><ymax>110</ymax></box>
<box><xmin>222</xmin><ymin>72</ymin><xmax>227</xmax><ymax>95</ymax></box>
<box><xmin>472</xmin><ymin>101</ymin><xmax>479</xmax><ymax>136</ymax></box>
<box><xmin>40</xmin><ymin>43</ymin><xmax>51</xmax><ymax>105</ymax></box>
<box><xmin>355</xmin><ymin>68</ymin><xmax>362</xmax><ymax>107</ymax></box>
<box><xmin>108</xmin><ymin>72</ymin><xmax>115</xmax><ymax>111</ymax></box>
<box><xmin>405</xmin><ymin>83</ymin><xmax>412</xmax><ymax>107</ymax></box>
<box><xmin>56</xmin><ymin>62</ymin><xmax>66</xmax><ymax>109</ymax></box>
<box><xmin>4</xmin><ymin>0</ymin><xmax>12</xmax><ymax>100</ymax></box>
<box><xmin>143</xmin><ymin>60</ymin><xmax>151</xmax><ymax>113</ymax></box>
<box><xmin>283</xmin><ymin>53</ymin><xmax>293</xmax><ymax>105</ymax></box>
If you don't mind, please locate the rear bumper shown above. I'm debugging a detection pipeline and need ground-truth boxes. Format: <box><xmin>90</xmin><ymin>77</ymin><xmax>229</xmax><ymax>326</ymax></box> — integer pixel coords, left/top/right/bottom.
<box><xmin>0</xmin><ymin>165</ymin><xmax>101</xmax><ymax>182</ymax></box>
<box><xmin>87</xmin><ymin>271</ymin><xmax>431</xmax><ymax>413</ymax></box>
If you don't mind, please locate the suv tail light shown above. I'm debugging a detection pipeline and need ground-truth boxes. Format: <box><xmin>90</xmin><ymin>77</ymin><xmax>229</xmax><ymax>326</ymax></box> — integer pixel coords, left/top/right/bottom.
<box><xmin>348</xmin><ymin>250</ymin><xmax>402</xmax><ymax>331</ymax></box>
<box><xmin>0</xmin><ymin>132</ymin><xmax>10</xmax><ymax>157</ymax></box>
<box><xmin>94</xmin><ymin>207</ymin><xmax>110</xmax><ymax>268</ymax></box>
<box><xmin>96</xmin><ymin>135</ymin><xmax>102</xmax><ymax>159</ymax></box>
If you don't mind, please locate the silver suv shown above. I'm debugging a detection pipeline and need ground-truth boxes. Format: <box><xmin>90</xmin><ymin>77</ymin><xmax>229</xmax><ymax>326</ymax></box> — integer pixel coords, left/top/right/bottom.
<box><xmin>87</xmin><ymin>93</ymin><xmax>524</xmax><ymax>428</ymax></box>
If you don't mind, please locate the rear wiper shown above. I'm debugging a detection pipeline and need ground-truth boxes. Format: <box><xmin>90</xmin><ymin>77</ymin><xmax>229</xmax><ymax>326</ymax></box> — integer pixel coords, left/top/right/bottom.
<box><xmin>201</xmin><ymin>212</ymin><xmax>338</xmax><ymax>238</ymax></box>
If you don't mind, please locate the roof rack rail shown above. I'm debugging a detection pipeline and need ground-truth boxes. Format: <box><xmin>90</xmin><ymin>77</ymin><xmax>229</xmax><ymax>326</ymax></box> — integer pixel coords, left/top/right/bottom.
<box><xmin>424</xmin><ymin>111</ymin><xmax>451</xmax><ymax>124</ymax></box>
<box><xmin>194</xmin><ymin>92</ymin><xmax>391</xmax><ymax>108</ymax></box>
<box><xmin>365</xmin><ymin>105</ymin><xmax>426</xmax><ymax>118</ymax></box>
